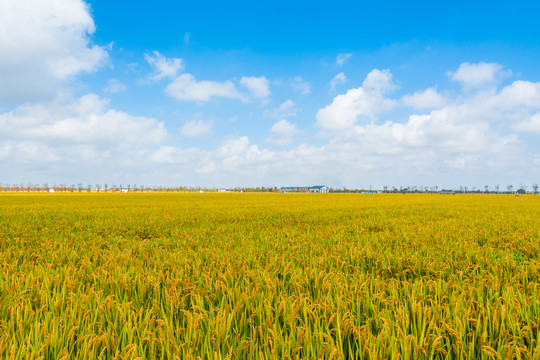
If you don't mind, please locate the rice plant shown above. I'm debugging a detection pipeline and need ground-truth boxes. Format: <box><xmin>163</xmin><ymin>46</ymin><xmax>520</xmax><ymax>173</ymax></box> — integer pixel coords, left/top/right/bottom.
<box><xmin>0</xmin><ymin>193</ymin><xmax>538</xmax><ymax>359</ymax></box>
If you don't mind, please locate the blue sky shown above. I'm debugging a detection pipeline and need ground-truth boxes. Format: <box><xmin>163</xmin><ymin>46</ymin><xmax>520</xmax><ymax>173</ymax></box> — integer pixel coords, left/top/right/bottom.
<box><xmin>1</xmin><ymin>0</ymin><xmax>540</xmax><ymax>188</ymax></box>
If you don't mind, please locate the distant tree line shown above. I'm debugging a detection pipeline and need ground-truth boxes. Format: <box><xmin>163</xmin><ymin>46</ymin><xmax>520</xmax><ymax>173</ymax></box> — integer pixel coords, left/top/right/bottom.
<box><xmin>0</xmin><ymin>184</ymin><xmax>282</xmax><ymax>193</ymax></box>
<box><xmin>0</xmin><ymin>183</ymin><xmax>538</xmax><ymax>194</ymax></box>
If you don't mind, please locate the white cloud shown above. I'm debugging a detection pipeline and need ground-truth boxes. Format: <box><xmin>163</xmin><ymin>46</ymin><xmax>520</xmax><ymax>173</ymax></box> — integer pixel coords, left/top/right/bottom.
<box><xmin>336</xmin><ymin>53</ymin><xmax>352</xmax><ymax>66</ymax></box>
<box><xmin>307</xmin><ymin>71</ymin><xmax>540</xmax><ymax>186</ymax></box>
<box><xmin>347</xmin><ymin>108</ymin><xmax>495</xmax><ymax>155</ymax></box>
<box><xmin>140</xmin><ymin>113</ymin><xmax>530</xmax><ymax>187</ymax></box>
<box><xmin>165</xmin><ymin>73</ymin><xmax>242</xmax><ymax>102</ymax></box>
<box><xmin>355</xmin><ymin>79</ymin><xmax>540</xmax><ymax>156</ymax></box>
<box><xmin>0</xmin><ymin>94</ymin><xmax>169</xmax><ymax>182</ymax></box>
<box><xmin>291</xmin><ymin>76</ymin><xmax>311</xmax><ymax>95</ymax></box>
<box><xmin>145</xmin><ymin>51</ymin><xmax>184</xmax><ymax>81</ymax></box>
<box><xmin>0</xmin><ymin>0</ymin><xmax>108</xmax><ymax>103</ymax></box>
<box><xmin>218</xmin><ymin>136</ymin><xmax>251</xmax><ymax>157</ymax></box>
<box><xmin>401</xmin><ymin>88</ymin><xmax>446</xmax><ymax>109</ymax></box>
<box><xmin>215</xmin><ymin>137</ymin><xmax>276</xmax><ymax>173</ymax></box>
<box><xmin>316</xmin><ymin>69</ymin><xmax>397</xmax><ymax>130</ymax></box>
<box><xmin>103</xmin><ymin>79</ymin><xmax>127</xmax><ymax>93</ymax></box>
<box><xmin>362</xmin><ymin>69</ymin><xmax>397</xmax><ymax>93</ymax></box>
<box><xmin>181</xmin><ymin>119</ymin><xmax>212</xmax><ymax>138</ymax></box>
<box><xmin>278</xmin><ymin>100</ymin><xmax>297</xmax><ymax>117</ymax></box>
<box><xmin>450</xmin><ymin>62</ymin><xmax>511</xmax><ymax>90</ymax></box>
<box><xmin>515</xmin><ymin>112</ymin><xmax>540</xmax><ymax>134</ymax></box>
<box><xmin>0</xmin><ymin>94</ymin><xmax>166</xmax><ymax>145</ymax></box>
<box><xmin>317</xmin><ymin>88</ymin><xmax>373</xmax><ymax>130</ymax></box>
<box><xmin>330</xmin><ymin>72</ymin><xmax>347</xmax><ymax>91</ymax></box>
<box><xmin>166</xmin><ymin>74</ymin><xmax>269</xmax><ymax>104</ymax></box>
<box><xmin>264</xmin><ymin>100</ymin><xmax>297</xmax><ymax>119</ymax></box>
<box><xmin>240</xmin><ymin>76</ymin><xmax>271</xmax><ymax>99</ymax></box>
<box><xmin>491</xmin><ymin>80</ymin><xmax>540</xmax><ymax>109</ymax></box>
<box><xmin>267</xmin><ymin>119</ymin><xmax>298</xmax><ymax>145</ymax></box>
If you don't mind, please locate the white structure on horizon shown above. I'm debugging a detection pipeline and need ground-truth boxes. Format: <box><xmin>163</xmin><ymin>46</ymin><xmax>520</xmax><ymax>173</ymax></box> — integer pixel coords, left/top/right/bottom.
<box><xmin>280</xmin><ymin>185</ymin><xmax>329</xmax><ymax>193</ymax></box>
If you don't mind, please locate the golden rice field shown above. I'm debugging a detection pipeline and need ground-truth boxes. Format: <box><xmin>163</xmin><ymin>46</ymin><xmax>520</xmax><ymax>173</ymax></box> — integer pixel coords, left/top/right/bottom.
<box><xmin>0</xmin><ymin>193</ymin><xmax>539</xmax><ymax>359</ymax></box>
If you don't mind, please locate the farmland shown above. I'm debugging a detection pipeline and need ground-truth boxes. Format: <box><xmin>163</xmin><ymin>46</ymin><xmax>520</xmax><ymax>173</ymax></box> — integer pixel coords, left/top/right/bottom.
<box><xmin>0</xmin><ymin>193</ymin><xmax>539</xmax><ymax>359</ymax></box>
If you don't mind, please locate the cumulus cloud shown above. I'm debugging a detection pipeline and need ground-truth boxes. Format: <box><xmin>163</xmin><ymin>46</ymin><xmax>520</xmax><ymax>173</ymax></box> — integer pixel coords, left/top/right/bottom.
<box><xmin>164</xmin><ymin>74</ymin><xmax>269</xmax><ymax>103</ymax></box>
<box><xmin>330</xmin><ymin>72</ymin><xmax>348</xmax><ymax>91</ymax></box>
<box><xmin>215</xmin><ymin>137</ymin><xmax>276</xmax><ymax>174</ymax></box>
<box><xmin>165</xmin><ymin>74</ymin><xmax>242</xmax><ymax>102</ymax></box>
<box><xmin>266</xmin><ymin>119</ymin><xmax>298</xmax><ymax>145</ymax></box>
<box><xmin>277</xmin><ymin>100</ymin><xmax>297</xmax><ymax>117</ymax></box>
<box><xmin>264</xmin><ymin>100</ymin><xmax>297</xmax><ymax>119</ymax></box>
<box><xmin>491</xmin><ymin>80</ymin><xmax>540</xmax><ymax>109</ymax></box>
<box><xmin>0</xmin><ymin>94</ymin><xmax>170</xmax><ymax>183</ymax></box>
<box><xmin>328</xmin><ymin>101</ymin><xmax>524</xmax><ymax>181</ymax></box>
<box><xmin>306</xmin><ymin>64</ymin><xmax>540</xmax><ymax>186</ymax></box>
<box><xmin>0</xmin><ymin>93</ymin><xmax>170</xmax><ymax>183</ymax></box>
<box><xmin>0</xmin><ymin>0</ymin><xmax>108</xmax><ymax>103</ymax></box>
<box><xmin>240</xmin><ymin>76</ymin><xmax>271</xmax><ymax>99</ymax></box>
<box><xmin>362</xmin><ymin>69</ymin><xmax>397</xmax><ymax>93</ymax></box>
<box><xmin>145</xmin><ymin>51</ymin><xmax>184</xmax><ymax>81</ymax></box>
<box><xmin>181</xmin><ymin>119</ymin><xmax>212</xmax><ymax>138</ymax></box>
<box><xmin>514</xmin><ymin>113</ymin><xmax>540</xmax><ymax>134</ymax></box>
<box><xmin>450</xmin><ymin>62</ymin><xmax>511</xmax><ymax>90</ymax></box>
<box><xmin>401</xmin><ymin>88</ymin><xmax>446</xmax><ymax>109</ymax></box>
<box><xmin>316</xmin><ymin>69</ymin><xmax>397</xmax><ymax>130</ymax></box>
<box><xmin>336</xmin><ymin>53</ymin><xmax>352</xmax><ymax>66</ymax></box>
<box><xmin>0</xmin><ymin>94</ymin><xmax>166</xmax><ymax>145</ymax></box>
<box><xmin>291</xmin><ymin>76</ymin><xmax>311</xmax><ymax>95</ymax></box>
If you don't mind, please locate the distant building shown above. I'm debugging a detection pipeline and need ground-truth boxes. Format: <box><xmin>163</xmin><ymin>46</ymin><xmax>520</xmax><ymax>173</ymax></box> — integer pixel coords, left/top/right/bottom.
<box><xmin>280</xmin><ymin>185</ymin><xmax>329</xmax><ymax>193</ymax></box>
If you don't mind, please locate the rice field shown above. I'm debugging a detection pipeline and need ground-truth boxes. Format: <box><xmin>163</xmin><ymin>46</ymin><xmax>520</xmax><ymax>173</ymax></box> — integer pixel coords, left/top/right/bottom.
<box><xmin>0</xmin><ymin>193</ymin><xmax>539</xmax><ymax>359</ymax></box>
